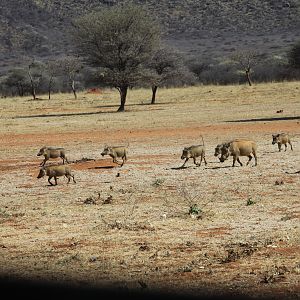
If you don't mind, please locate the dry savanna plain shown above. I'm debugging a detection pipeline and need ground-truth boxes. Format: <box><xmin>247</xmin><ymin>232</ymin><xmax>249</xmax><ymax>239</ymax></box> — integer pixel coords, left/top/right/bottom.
<box><xmin>0</xmin><ymin>82</ymin><xmax>299</xmax><ymax>299</ymax></box>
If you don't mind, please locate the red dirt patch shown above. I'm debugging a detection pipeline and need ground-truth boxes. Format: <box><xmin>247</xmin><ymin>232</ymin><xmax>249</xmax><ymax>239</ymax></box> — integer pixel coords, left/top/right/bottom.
<box><xmin>1</xmin><ymin>121</ymin><xmax>299</xmax><ymax>148</ymax></box>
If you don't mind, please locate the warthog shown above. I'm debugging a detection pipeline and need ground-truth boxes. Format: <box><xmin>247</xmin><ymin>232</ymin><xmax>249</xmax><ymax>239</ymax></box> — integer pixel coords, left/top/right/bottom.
<box><xmin>37</xmin><ymin>165</ymin><xmax>76</xmax><ymax>186</ymax></box>
<box><xmin>180</xmin><ymin>135</ymin><xmax>207</xmax><ymax>168</ymax></box>
<box><xmin>214</xmin><ymin>139</ymin><xmax>249</xmax><ymax>157</ymax></box>
<box><xmin>101</xmin><ymin>145</ymin><xmax>127</xmax><ymax>167</ymax></box>
<box><xmin>219</xmin><ymin>140</ymin><xmax>258</xmax><ymax>167</ymax></box>
<box><xmin>37</xmin><ymin>146</ymin><xmax>69</xmax><ymax>166</ymax></box>
<box><xmin>272</xmin><ymin>133</ymin><xmax>293</xmax><ymax>151</ymax></box>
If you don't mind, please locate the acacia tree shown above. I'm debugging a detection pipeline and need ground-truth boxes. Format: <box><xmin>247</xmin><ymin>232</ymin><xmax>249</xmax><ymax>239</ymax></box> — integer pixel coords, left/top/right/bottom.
<box><xmin>72</xmin><ymin>4</ymin><xmax>161</xmax><ymax>111</ymax></box>
<box><xmin>231</xmin><ymin>50</ymin><xmax>259</xmax><ymax>86</ymax></box>
<box><xmin>148</xmin><ymin>46</ymin><xmax>195</xmax><ymax>104</ymax></box>
<box><xmin>2</xmin><ymin>69</ymin><xmax>29</xmax><ymax>96</ymax></box>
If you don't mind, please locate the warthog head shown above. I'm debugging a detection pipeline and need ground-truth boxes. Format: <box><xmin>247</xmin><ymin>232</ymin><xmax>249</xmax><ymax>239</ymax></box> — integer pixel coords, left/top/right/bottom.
<box><xmin>272</xmin><ymin>134</ymin><xmax>280</xmax><ymax>145</ymax></box>
<box><xmin>214</xmin><ymin>144</ymin><xmax>223</xmax><ymax>157</ymax></box>
<box><xmin>37</xmin><ymin>146</ymin><xmax>47</xmax><ymax>156</ymax></box>
<box><xmin>219</xmin><ymin>143</ymin><xmax>231</xmax><ymax>162</ymax></box>
<box><xmin>37</xmin><ymin>168</ymin><xmax>46</xmax><ymax>179</ymax></box>
<box><xmin>181</xmin><ymin>148</ymin><xmax>191</xmax><ymax>160</ymax></box>
<box><xmin>101</xmin><ymin>146</ymin><xmax>111</xmax><ymax>156</ymax></box>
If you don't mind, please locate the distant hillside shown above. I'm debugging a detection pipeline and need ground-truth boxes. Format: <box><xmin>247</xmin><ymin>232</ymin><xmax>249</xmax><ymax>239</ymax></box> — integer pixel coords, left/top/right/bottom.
<box><xmin>0</xmin><ymin>0</ymin><xmax>299</xmax><ymax>74</ymax></box>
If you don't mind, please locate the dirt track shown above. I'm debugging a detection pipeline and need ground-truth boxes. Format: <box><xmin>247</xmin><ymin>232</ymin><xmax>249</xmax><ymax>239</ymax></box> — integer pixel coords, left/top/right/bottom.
<box><xmin>0</xmin><ymin>83</ymin><xmax>299</xmax><ymax>299</ymax></box>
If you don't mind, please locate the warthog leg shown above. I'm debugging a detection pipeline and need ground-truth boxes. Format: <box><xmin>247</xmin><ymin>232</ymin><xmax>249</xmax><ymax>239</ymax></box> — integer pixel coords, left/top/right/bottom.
<box><xmin>278</xmin><ymin>143</ymin><xmax>282</xmax><ymax>151</ymax></box>
<box><xmin>181</xmin><ymin>158</ymin><xmax>189</xmax><ymax>168</ymax></box>
<box><xmin>48</xmin><ymin>176</ymin><xmax>55</xmax><ymax>186</ymax></box>
<box><xmin>193</xmin><ymin>157</ymin><xmax>199</xmax><ymax>166</ymax></box>
<box><xmin>233</xmin><ymin>156</ymin><xmax>243</xmax><ymax>167</ymax></box>
<box><xmin>246</xmin><ymin>155</ymin><xmax>253</xmax><ymax>166</ymax></box>
<box><xmin>63</xmin><ymin>156</ymin><xmax>69</xmax><ymax>164</ymax></box>
<box><xmin>289</xmin><ymin>141</ymin><xmax>293</xmax><ymax>151</ymax></box>
<box><xmin>237</xmin><ymin>157</ymin><xmax>243</xmax><ymax>166</ymax></box>
<box><xmin>66</xmin><ymin>174</ymin><xmax>76</xmax><ymax>183</ymax></box>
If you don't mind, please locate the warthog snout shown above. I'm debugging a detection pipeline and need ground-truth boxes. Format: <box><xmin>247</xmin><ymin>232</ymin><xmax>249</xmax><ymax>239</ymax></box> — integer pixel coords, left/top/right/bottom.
<box><xmin>181</xmin><ymin>149</ymin><xmax>188</xmax><ymax>160</ymax></box>
<box><xmin>219</xmin><ymin>156</ymin><xmax>225</xmax><ymax>162</ymax></box>
<box><xmin>37</xmin><ymin>149</ymin><xmax>44</xmax><ymax>156</ymax></box>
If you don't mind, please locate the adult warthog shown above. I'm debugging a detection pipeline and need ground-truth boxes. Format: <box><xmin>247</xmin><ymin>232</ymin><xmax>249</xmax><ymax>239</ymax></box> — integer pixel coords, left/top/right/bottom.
<box><xmin>37</xmin><ymin>146</ymin><xmax>69</xmax><ymax>166</ymax></box>
<box><xmin>180</xmin><ymin>135</ymin><xmax>207</xmax><ymax>168</ymax></box>
<box><xmin>219</xmin><ymin>140</ymin><xmax>258</xmax><ymax>167</ymax></box>
<box><xmin>272</xmin><ymin>133</ymin><xmax>293</xmax><ymax>152</ymax></box>
<box><xmin>101</xmin><ymin>145</ymin><xmax>127</xmax><ymax>167</ymax></box>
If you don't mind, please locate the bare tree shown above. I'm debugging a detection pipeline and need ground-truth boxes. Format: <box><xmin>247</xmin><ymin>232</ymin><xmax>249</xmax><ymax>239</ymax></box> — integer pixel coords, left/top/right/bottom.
<box><xmin>231</xmin><ymin>50</ymin><xmax>259</xmax><ymax>86</ymax></box>
<box><xmin>45</xmin><ymin>60</ymin><xmax>60</xmax><ymax>100</ymax></box>
<box><xmin>27</xmin><ymin>59</ymin><xmax>43</xmax><ymax>100</ymax></box>
<box><xmin>148</xmin><ymin>46</ymin><xmax>195</xmax><ymax>104</ymax></box>
<box><xmin>71</xmin><ymin>3</ymin><xmax>161</xmax><ymax>111</ymax></box>
<box><xmin>58</xmin><ymin>56</ymin><xmax>82</xmax><ymax>100</ymax></box>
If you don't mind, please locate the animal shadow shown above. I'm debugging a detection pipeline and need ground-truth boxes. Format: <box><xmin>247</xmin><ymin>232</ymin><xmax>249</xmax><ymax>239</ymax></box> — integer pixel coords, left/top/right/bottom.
<box><xmin>170</xmin><ymin>166</ymin><xmax>193</xmax><ymax>170</ymax></box>
<box><xmin>89</xmin><ymin>166</ymin><xmax>115</xmax><ymax>170</ymax></box>
<box><xmin>207</xmin><ymin>165</ymin><xmax>233</xmax><ymax>170</ymax></box>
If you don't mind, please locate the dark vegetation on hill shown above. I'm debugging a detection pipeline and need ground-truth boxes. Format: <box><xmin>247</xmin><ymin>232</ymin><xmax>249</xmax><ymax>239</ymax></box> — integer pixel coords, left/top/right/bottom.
<box><xmin>0</xmin><ymin>0</ymin><xmax>299</xmax><ymax>95</ymax></box>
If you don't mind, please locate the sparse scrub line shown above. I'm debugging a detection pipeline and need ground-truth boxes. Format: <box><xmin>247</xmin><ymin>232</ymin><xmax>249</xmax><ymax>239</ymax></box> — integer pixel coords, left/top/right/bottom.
<box><xmin>34</xmin><ymin>133</ymin><xmax>294</xmax><ymax>186</ymax></box>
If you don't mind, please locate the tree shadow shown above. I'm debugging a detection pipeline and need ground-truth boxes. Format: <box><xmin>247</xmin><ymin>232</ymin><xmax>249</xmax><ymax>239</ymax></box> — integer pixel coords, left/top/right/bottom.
<box><xmin>14</xmin><ymin>111</ymin><xmax>117</xmax><ymax>119</ymax></box>
<box><xmin>94</xmin><ymin>101</ymin><xmax>174</xmax><ymax>109</ymax></box>
<box><xmin>226</xmin><ymin>116</ymin><xmax>300</xmax><ymax>123</ymax></box>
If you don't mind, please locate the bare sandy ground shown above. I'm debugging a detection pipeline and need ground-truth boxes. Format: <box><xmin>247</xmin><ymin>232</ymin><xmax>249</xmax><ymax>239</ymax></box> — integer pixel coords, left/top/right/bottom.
<box><xmin>0</xmin><ymin>83</ymin><xmax>299</xmax><ymax>299</ymax></box>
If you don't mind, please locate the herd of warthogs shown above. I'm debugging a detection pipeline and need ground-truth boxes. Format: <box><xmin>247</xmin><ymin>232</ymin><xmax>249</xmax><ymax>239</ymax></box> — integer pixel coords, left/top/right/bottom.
<box><xmin>36</xmin><ymin>133</ymin><xmax>293</xmax><ymax>186</ymax></box>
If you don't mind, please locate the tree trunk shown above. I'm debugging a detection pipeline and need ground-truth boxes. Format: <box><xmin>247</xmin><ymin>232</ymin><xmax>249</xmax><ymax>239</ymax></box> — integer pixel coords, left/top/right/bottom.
<box><xmin>71</xmin><ymin>80</ymin><xmax>77</xmax><ymax>100</ymax></box>
<box><xmin>17</xmin><ymin>83</ymin><xmax>22</xmax><ymax>97</ymax></box>
<box><xmin>28</xmin><ymin>69</ymin><xmax>36</xmax><ymax>100</ymax></box>
<box><xmin>117</xmin><ymin>85</ymin><xmax>128</xmax><ymax>112</ymax></box>
<box><xmin>20</xmin><ymin>84</ymin><xmax>24</xmax><ymax>97</ymax></box>
<box><xmin>48</xmin><ymin>76</ymin><xmax>53</xmax><ymax>100</ymax></box>
<box><xmin>245</xmin><ymin>68</ymin><xmax>252</xmax><ymax>86</ymax></box>
<box><xmin>151</xmin><ymin>85</ymin><xmax>158</xmax><ymax>104</ymax></box>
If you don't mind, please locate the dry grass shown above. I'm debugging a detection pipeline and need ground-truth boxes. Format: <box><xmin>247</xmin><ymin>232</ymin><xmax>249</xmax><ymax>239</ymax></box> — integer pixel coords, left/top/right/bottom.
<box><xmin>0</xmin><ymin>82</ymin><xmax>299</xmax><ymax>298</ymax></box>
